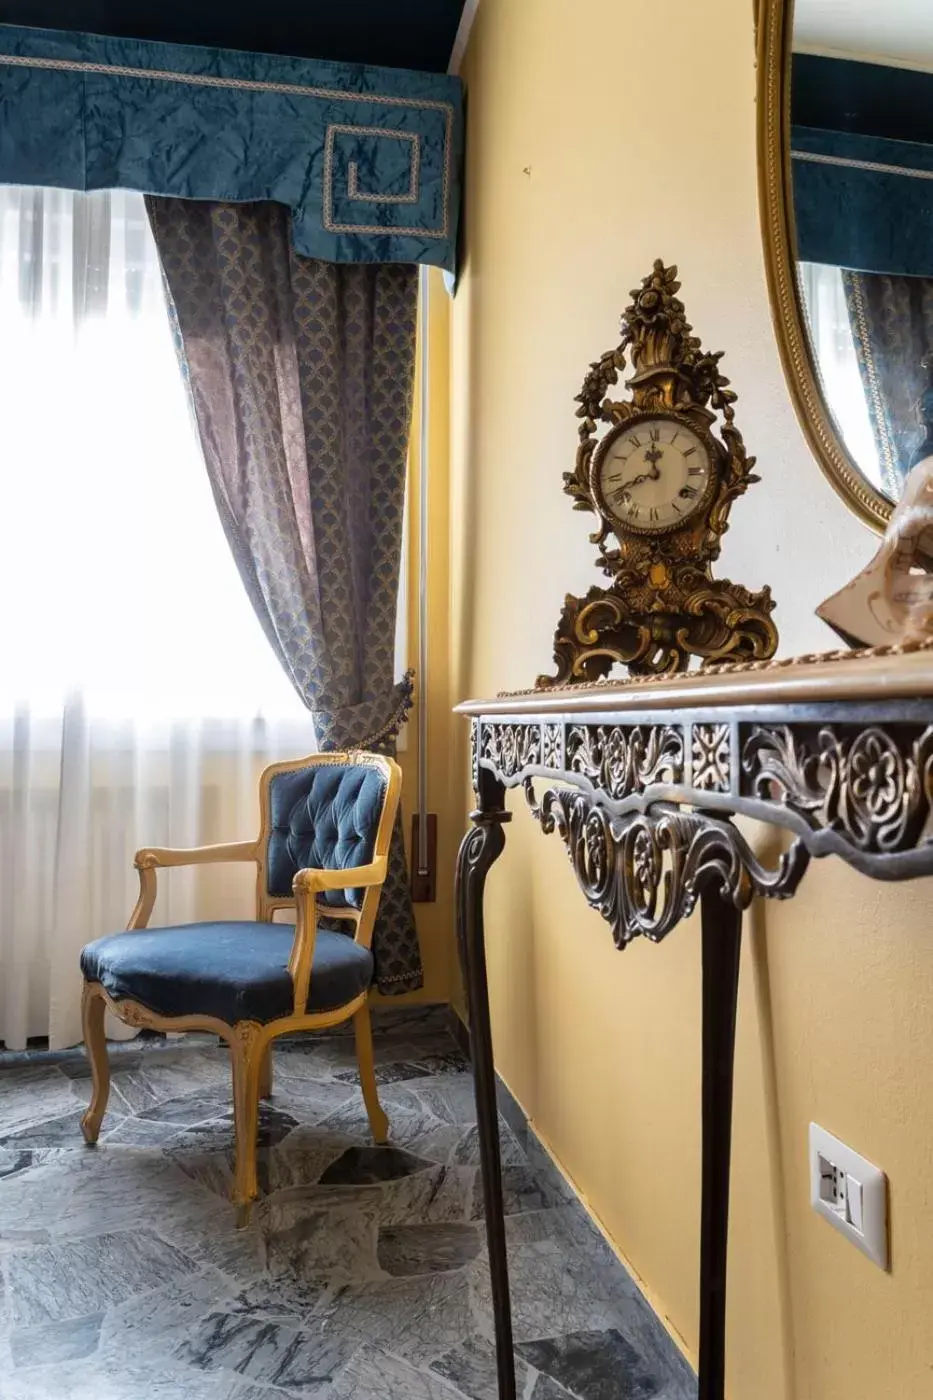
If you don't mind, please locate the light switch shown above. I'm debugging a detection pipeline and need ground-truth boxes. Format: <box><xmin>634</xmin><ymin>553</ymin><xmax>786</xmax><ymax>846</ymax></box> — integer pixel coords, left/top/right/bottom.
<box><xmin>846</xmin><ymin>1175</ymin><xmax>864</xmax><ymax>1233</ymax></box>
<box><xmin>809</xmin><ymin>1123</ymin><xmax>888</xmax><ymax>1270</ymax></box>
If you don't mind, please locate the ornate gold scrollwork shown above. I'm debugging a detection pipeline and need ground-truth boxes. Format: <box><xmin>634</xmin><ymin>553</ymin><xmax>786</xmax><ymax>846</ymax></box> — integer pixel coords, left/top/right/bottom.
<box><xmin>539</xmin><ymin>260</ymin><xmax>777</xmax><ymax>687</ymax></box>
<box><xmin>742</xmin><ymin>723</ymin><xmax>933</xmax><ymax>853</ymax></box>
<box><xmin>524</xmin><ymin>782</ymin><xmax>809</xmax><ymax>948</ymax></box>
<box><xmin>566</xmin><ymin>723</ymin><xmax>684</xmax><ymax>798</ymax></box>
<box><xmin>481</xmin><ymin>722</ymin><xmax>542</xmax><ymax>778</ymax></box>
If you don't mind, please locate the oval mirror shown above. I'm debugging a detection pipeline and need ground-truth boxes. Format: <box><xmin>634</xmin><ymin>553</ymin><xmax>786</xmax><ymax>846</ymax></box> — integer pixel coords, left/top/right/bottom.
<box><xmin>759</xmin><ymin>0</ymin><xmax>933</xmax><ymax>532</ymax></box>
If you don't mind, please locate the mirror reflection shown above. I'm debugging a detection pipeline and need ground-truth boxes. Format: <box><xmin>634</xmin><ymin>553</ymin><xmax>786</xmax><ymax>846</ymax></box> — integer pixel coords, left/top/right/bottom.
<box><xmin>791</xmin><ymin>0</ymin><xmax>933</xmax><ymax>502</ymax></box>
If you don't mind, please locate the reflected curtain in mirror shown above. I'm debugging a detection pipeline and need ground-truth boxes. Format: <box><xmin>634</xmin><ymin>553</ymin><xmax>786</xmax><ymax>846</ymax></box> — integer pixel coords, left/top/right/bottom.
<box><xmin>147</xmin><ymin>198</ymin><xmax>422</xmax><ymax>994</ymax></box>
<box><xmin>758</xmin><ymin>2</ymin><xmax>933</xmax><ymax>531</ymax></box>
<box><xmin>841</xmin><ymin>271</ymin><xmax>933</xmax><ymax>495</ymax></box>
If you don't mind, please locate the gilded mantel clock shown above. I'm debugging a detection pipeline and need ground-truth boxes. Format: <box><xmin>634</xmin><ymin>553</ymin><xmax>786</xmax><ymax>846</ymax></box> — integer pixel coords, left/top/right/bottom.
<box><xmin>538</xmin><ymin>260</ymin><xmax>778</xmax><ymax>686</ymax></box>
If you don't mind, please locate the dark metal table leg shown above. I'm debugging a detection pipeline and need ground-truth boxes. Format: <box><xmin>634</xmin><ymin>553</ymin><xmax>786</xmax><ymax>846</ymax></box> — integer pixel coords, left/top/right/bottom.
<box><xmin>698</xmin><ymin>884</ymin><xmax>743</xmax><ymax>1400</ymax></box>
<box><xmin>456</xmin><ymin>798</ymin><xmax>515</xmax><ymax>1400</ymax></box>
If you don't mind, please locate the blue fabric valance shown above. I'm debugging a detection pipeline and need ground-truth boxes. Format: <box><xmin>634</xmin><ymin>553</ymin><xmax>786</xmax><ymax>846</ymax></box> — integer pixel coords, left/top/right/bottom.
<box><xmin>0</xmin><ymin>23</ymin><xmax>463</xmax><ymax>272</ymax></box>
<box><xmin>792</xmin><ymin>125</ymin><xmax>933</xmax><ymax>279</ymax></box>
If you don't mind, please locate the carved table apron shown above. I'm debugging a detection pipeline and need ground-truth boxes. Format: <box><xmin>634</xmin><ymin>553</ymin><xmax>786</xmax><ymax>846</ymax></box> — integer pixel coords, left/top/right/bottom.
<box><xmin>454</xmin><ymin>647</ymin><xmax>933</xmax><ymax>1400</ymax></box>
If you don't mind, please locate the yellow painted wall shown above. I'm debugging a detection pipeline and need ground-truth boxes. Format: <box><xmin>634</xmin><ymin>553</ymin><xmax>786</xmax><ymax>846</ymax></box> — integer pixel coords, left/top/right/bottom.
<box><xmin>447</xmin><ymin>2</ymin><xmax>933</xmax><ymax>1396</ymax></box>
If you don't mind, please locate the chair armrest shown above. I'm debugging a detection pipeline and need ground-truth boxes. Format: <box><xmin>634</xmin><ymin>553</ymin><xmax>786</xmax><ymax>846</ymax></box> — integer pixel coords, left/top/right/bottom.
<box><xmin>135</xmin><ymin>841</ymin><xmax>259</xmax><ymax>869</ymax></box>
<box><xmin>292</xmin><ymin>857</ymin><xmax>387</xmax><ymax>897</ymax></box>
<box><xmin>128</xmin><ymin>841</ymin><xmax>259</xmax><ymax>931</ymax></box>
<box><xmin>289</xmin><ymin>857</ymin><xmax>388</xmax><ymax>1015</ymax></box>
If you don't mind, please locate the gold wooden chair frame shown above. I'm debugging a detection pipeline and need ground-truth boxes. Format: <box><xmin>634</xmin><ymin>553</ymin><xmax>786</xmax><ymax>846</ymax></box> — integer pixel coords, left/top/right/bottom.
<box><xmin>80</xmin><ymin>751</ymin><xmax>403</xmax><ymax>1224</ymax></box>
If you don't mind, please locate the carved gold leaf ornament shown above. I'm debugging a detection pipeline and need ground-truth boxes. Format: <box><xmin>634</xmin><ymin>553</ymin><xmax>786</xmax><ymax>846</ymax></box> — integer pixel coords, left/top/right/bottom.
<box><xmin>692</xmin><ymin>723</ymin><xmax>732</xmax><ymax>793</ymax></box>
<box><xmin>741</xmin><ymin>723</ymin><xmax>933</xmax><ymax>853</ymax></box>
<box><xmin>565</xmin><ymin>723</ymin><xmax>684</xmax><ymax>797</ymax></box>
<box><xmin>524</xmin><ymin>781</ymin><xmax>807</xmax><ymax>949</ymax></box>
<box><xmin>539</xmin><ymin>259</ymin><xmax>777</xmax><ymax>686</ymax></box>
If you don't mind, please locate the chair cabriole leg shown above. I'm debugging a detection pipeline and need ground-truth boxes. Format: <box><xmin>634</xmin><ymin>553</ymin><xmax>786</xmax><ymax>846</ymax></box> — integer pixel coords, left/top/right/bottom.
<box><xmin>230</xmin><ymin>1022</ymin><xmax>264</xmax><ymax>1227</ymax></box>
<box><xmin>354</xmin><ymin>1002</ymin><xmax>389</xmax><ymax>1144</ymax></box>
<box><xmin>259</xmin><ymin>1045</ymin><xmax>273</xmax><ymax>1099</ymax></box>
<box><xmin>80</xmin><ymin>982</ymin><xmax>111</xmax><ymax>1145</ymax></box>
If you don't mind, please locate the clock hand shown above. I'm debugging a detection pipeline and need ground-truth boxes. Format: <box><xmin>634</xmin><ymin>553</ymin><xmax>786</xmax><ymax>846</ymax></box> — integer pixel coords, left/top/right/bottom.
<box><xmin>616</xmin><ymin>460</ymin><xmax>662</xmax><ymax>493</ymax></box>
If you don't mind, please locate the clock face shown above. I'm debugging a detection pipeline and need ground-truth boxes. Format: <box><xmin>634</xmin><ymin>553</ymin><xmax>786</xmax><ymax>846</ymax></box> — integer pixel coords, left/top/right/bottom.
<box><xmin>595</xmin><ymin>417</ymin><xmax>714</xmax><ymax>533</ymax></box>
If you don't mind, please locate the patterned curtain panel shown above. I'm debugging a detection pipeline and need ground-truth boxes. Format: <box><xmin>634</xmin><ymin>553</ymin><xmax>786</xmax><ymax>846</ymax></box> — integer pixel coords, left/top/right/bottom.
<box><xmin>842</xmin><ymin>271</ymin><xmax>933</xmax><ymax>495</ymax></box>
<box><xmin>146</xmin><ymin>197</ymin><xmax>422</xmax><ymax>993</ymax></box>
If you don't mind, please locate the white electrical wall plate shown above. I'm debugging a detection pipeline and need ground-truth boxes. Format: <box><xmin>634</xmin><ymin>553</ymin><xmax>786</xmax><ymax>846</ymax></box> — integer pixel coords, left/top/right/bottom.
<box><xmin>809</xmin><ymin>1123</ymin><xmax>888</xmax><ymax>1269</ymax></box>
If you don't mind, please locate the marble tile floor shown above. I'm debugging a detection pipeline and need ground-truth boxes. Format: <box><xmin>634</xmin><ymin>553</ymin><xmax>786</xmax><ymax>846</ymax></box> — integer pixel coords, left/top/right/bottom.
<box><xmin>0</xmin><ymin>1007</ymin><xmax>696</xmax><ymax>1400</ymax></box>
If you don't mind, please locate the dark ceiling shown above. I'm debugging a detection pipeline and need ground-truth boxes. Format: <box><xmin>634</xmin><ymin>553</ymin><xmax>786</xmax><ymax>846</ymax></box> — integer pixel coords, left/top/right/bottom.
<box><xmin>0</xmin><ymin>0</ymin><xmax>468</xmax><ymax>73</ymax></box>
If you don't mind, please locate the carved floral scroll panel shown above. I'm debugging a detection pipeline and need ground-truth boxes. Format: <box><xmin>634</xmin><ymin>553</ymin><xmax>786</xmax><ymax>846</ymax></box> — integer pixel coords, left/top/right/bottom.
<box><xmin>475</xmin><ymin>712</ymin><xmax>933</xmax><ymax>950</ymax></box>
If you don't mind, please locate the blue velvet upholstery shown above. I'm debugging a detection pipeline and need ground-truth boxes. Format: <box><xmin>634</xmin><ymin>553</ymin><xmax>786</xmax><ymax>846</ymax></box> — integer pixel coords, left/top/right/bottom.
<box><xmin>266</xmin><ymin>764</ymin><xmax>386</xmax><ymax>909</ymax></box>
<box><xmin>80</xmin><ymin>923</ymin><xmax>374</xmax><ymax>1025</ymax></box>
<box><xmin>0</xmin><ymin>25</ymin><xmax>463</xmax><ymax>273</ymax></box>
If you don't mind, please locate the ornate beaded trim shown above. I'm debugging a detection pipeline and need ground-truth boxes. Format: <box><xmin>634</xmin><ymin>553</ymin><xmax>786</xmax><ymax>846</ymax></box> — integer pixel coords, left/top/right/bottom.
<box><xmin>495</xmin><ymin>638</ymin><xmax>933</xmax><ymax>701</ymax></box>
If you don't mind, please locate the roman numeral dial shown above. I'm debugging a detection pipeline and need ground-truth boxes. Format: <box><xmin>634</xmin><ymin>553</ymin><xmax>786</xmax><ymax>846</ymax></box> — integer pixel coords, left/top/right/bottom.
<box><xmin>596</xmin><ymin>417</ymin><xmax>713</xmax><ymax>533</ymax></box>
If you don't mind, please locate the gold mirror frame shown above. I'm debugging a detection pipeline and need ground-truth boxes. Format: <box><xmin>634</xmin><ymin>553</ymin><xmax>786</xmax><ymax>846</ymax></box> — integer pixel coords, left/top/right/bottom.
<box><xmin>757</xmin><ymin>0</ymin><xmax>892</xmax><ymax>534</ymax></box>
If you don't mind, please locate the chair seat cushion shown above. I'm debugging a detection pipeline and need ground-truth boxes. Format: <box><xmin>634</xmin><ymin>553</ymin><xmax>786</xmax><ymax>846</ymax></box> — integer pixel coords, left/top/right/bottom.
<box><xmin>80</xmin><ymin>922</ymin><xmax>374</xmax><ymax>1026</ymax></box>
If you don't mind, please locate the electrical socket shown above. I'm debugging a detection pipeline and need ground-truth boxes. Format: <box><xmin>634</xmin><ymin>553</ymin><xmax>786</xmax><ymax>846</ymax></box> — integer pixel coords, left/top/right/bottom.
<box><xmin>809</xmin><ymin>1123</ymin><xmax>888</xmax><ymax>1269</ymax></box>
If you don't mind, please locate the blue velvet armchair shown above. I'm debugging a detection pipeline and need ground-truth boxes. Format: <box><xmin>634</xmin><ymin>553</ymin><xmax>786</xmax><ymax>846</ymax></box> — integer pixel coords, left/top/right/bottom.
<box><xmin>78</xmin><ymin>751</ymin><xmax>402</xmax><ymax>1223</ymax></box>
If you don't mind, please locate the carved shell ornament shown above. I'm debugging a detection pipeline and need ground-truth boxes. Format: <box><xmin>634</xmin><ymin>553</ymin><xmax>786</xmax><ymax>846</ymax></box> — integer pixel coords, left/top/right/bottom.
<box><xmin>538</xmin><ymin>260</ymin><xmax>778</xmax><ymax>685</ymax></box>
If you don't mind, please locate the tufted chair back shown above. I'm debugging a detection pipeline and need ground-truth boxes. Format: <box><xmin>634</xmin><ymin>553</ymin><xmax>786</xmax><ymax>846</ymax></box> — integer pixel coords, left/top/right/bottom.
<box><xmin>263</xmin><ymin>759</ymin><xmax>389</xmax><ymax>911</ymax></box>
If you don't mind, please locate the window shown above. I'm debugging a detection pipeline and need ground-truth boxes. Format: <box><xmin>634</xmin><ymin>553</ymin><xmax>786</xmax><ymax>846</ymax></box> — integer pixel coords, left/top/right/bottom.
<box><xmin>0</xmin><ymin>186</ymin><xmax>307</xmax><ymax>724</ymax></box>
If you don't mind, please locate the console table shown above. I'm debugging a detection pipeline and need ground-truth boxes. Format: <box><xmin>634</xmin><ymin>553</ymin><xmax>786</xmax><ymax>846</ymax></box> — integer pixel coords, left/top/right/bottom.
<box><xmin>455</xmin><ymin>644</ymin><xmax>933</xmax><ymax>1400</ymax></box>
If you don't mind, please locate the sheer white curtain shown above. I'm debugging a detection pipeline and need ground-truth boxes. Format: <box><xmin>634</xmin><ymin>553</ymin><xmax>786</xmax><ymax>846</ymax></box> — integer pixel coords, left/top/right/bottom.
<box><xmin>0</xmin><ymin>187</ymin><xmax>314</xmax><ymax>1050</ymax></box>
<box><xmin>798</xmin><ymin>260</ymin><xmax>882</xmax><ymax>489</ymax></box>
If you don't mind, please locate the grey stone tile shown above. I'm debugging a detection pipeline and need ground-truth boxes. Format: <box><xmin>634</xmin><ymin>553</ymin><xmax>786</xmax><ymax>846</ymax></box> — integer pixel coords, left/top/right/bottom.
<box><xmin>166</xmin><ymin>1147</ymin><xmax>236</xmax><ymax>1199</ymax></box>
<box><xmin>378</xmin><ymin>1222</ymin><xmax>483</xmax><ymax>1276</ymax></box>
<box><xmin>224</xmin><ymin>1276</ymin><xmax>325</xmax><ymax>1323</ymax></box>
<box><xmin>137</xmin><ymin>1092</ymin><xmax>229</xmax><ymax>1125</ymax></box>
<box><xmin>170</xmin><ymin>1130</ymin><xmax>359</xmax><ymax>1203</ymax></box>
<box><xmin>63</xmin><ymin>1067</ymin><xmax>158</xmax><ymax>1118</ymax></box>
<box><xmin>532</xmin><ymin>1379</ymin><xmax>577</xmax><ymax>1399</ymax></box>
<box><xmin>0</xmin><ymin>1110</ymin><xmax>123</xmax><ymax>1150</ymax></box>
<box><xmin>95</xmin><ymin>1266</ymin><xmax>236</xmax><ymax>1364</ymax></box>
<box><xmin>410</xmin><ymin>1120</ymin><xmax>528</xmax><ymax>1169</ymax></box>
<box><xmin>2</xmin><ymin>1228</ymin><xmax>197</xmax><ymax>1326</ymax></box>
<box><xmin>100</xmin><ymin>1117</ymin><xmax>180</xmax><ymax>1148</ymax></box>
<box><xmin>162</xmin><ymin>1102</ymin><xmax>298</xmax><ymax>1158</ymax></box>
<box><xmin>314</xmin><ymin>1271</ymin><xmax>477</xmax><ymax>1367</ymax></box>
<box><xmin>518</xmin><ymin>1328</ymin><xmax>661</xmax><ymax>1400</ymax></box>
<box><xmin>411</xmin><ymin>1072</ymin><xmax>479</xmax><ymax>1128</ymax></box>
<box><xmin>266</xmin><ymin>1130</ymin><xmax>358</xmax><ymax>1186</ymax></box>
<box><xmin>0</xmin><ymin>1146</ymin><xmax>229</xmax><ymax>1244</ymax></box>
<box><xmin>318</xmin><ymin>1145</ymin><xmax>434</xmax><ymax>1186</ymax></box>
<box><xmin>431</xmin><ymin>1335</ymin><xmax>536</xmax><ymax>1400</ymax></box>
<box><xmin>227</xmin><ymin>1385</ymin><xmax>297</xmax><ymax>1400</ymax></box>
<box><xmin>174</xmin><ymin>1307</ymin><xmax>358</xmax><ymax>1390</ymax></box>
<box><xmin>333</xmin><ymin>1058</ymin><xmax>433</xmax><ymax>1086</ymax></box>
<box><xmin>263</xmin><ymin>1077</ymin><xmax>356</xmax><ymax>1125</ymax></box>
<box><xmin>265</xmin><ymin>1202</ymin><xmax>381</xmax><ymax>1286</ymax></box>
<box><xmin>273</xmin><ymin>1040</ymin><xmax>358</xmax><ymax>1078</ymax></box>
<box><xmin>9</xmin><ymin>1312</ymin><xmax>104</xmax><ymax>1369</ymax></box>
<box><xmin>471</xmin><ymin>1165</ymin><xmax>561</xmax><ymax>1220</ymax></box>
<box><xmin>0</xmin><ymin>1230</ymin><xmax>51</xmax><ymax>1253</ymax></box>
<box><xmin>0</xmin><ymin>1359</ymin><xmax>239</xmax><ymax>1399</ymax></box>
<box><xmin>0</xmin><ymin>1016</ymin><xmax>695</xmax><ymax>1400</ymax></box>
<box><xmin>0</xmin><ymin>1066</ymin><xmax>78</xmax><ymax>1137</ymax></box>
<box><xmin>287</xmin><ymin>1163</ymin><xmax>476</xmax><ymax>1230</ymax></box>
<box><xmin>329</xmin><ymin>1344</ymin><xmax>466</xmax><ymax>1399</ymax></box>
<box><xmin>316</xmin><ymin>1082</ymin><xmax>445</xmax><ymax>1144</ymax></box>
<box><xmin>468</xmin><ymin>1239</ymin><xmax>630</xmax><ymax>1344</ymax></box>
<box><xmin>0</xmin><ymin>1149</ymin><xmax>37</xmax><ymax>1183</ymax></box>
<box><xmin>58</xmin><ymin>1053</ymin><xmax>144</xmax><ymax>1080</ymax></box>
<box><xmin>130</xmin><ymin>1048</ymin><xmax>231</xmax><ymax>1106</ymax></box>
